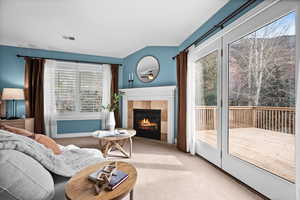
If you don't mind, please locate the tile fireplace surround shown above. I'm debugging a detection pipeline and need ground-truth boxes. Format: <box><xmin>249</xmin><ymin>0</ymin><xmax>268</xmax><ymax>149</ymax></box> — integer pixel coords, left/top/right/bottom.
<box><xmin>119</xmin><ymin>86</ymin><xmax>176</xmax><ymax>144</ymax></box>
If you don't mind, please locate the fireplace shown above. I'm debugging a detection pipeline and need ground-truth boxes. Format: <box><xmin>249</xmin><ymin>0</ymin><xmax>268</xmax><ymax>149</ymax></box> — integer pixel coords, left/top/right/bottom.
<box><xmin>133</xmin><ymin>109</ymin><xmax>161</xmax><ymax>140</ymax></box>
<box><xmin>120</xmin><ymin>86</ymin><xmax>176</xmax><ymax>143</ymax></box>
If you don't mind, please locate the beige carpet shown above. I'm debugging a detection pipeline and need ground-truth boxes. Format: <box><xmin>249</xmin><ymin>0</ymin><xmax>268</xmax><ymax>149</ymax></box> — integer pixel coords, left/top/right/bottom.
<box><xmin>55</xmin><ymin>137</ymin><xmax>267</xmax><ymax>200</ymax></box>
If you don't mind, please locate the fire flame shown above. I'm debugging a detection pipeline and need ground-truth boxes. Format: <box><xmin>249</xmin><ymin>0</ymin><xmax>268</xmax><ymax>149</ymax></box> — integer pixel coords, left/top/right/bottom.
<box><xmin>140</xmin><ymin>118</ymin><xmax>157</xmax><ymax>127</ymax></box>
<box><xmin>142</xmin><ymin>118</ymin><xmax>150</xmax><ymax>124</ymax></box>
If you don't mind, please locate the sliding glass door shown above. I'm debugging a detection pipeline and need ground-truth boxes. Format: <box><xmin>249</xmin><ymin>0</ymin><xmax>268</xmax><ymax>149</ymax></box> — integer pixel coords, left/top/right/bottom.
<box><xmin>188</xmin><ymin>1</ymin><xmax>299</xmax><ymax>199</ymax></box>
<box><xmin>227</xmin><ymin>11</ymin><xmax>296</xmax><ymax>182</ymax></box>
<box><xmin>222</xmin><ymin>1</ymin><xmax>298</xmax><ymax>199</ymax></box>
<box><xmin>188</xmin><ymin>38</ymin><xmax>222</xmax><ymax>167</ymax></box>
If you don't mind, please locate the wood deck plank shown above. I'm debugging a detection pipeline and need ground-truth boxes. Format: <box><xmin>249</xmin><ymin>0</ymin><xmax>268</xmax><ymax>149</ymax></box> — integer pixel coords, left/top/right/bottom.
<box><xmin>197</xmin><ymin>128</ymin><xmax>295</xmax><ymax>182</ymax></box>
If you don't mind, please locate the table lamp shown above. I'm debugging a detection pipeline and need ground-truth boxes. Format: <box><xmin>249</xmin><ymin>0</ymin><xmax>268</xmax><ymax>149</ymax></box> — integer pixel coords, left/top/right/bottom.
<box><xmin>2</xmin><ymin>88</ymin><xmax>25</xmax><ymax>119</ymax></box>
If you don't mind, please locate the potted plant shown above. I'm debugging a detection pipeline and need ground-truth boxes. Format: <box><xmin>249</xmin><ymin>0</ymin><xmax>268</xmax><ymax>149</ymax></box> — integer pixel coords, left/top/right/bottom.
<box><xmin>101</xmin><ymin>92</ymin><xmax>123</xmax><ymax>131</ymax></box>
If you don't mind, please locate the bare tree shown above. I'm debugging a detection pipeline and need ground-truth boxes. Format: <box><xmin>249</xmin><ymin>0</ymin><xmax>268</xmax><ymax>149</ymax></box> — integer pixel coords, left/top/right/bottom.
<box><xmin>229</xmin><ymin>14</ymin><xmax>295</xmax><ymax>107</ymax></box>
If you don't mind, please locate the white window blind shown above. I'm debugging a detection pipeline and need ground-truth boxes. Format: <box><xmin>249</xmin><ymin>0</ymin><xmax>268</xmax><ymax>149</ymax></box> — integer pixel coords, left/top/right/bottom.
<box><xmin>55</xmin><ymin>69</ymin><xmax>77</xmax><ymax>113</ymax></box>
<box><xmin>52</xmin><ymin>61</ymin><xmax>111</xmax><ymax>120</ymax></box>
<box><xmin>79</xmin><ymin>70</ymin><xmax>103</xmax><ymax>112</ymax></box>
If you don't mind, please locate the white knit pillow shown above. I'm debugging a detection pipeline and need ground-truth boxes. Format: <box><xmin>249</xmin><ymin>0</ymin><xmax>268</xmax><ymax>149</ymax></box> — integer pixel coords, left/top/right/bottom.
<box><xmin>0</xmin><ymin>150</ymin><xmax>54</xmax><ymax>200</ymax></box>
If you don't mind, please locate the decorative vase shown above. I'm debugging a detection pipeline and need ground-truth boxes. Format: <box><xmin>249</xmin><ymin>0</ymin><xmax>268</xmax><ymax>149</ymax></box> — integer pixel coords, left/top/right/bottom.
<box><xmin>107</xmin><ymin>111</ymin><xmax>116</xmax><ymax>132</ymax></box>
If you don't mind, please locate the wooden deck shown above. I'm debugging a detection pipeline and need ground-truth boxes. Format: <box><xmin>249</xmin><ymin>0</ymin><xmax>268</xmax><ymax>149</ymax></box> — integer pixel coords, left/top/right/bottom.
<box><xmin>197</xmin><ymin>128</ymin><xmax>295</xmax><ymax>182</ymax></box>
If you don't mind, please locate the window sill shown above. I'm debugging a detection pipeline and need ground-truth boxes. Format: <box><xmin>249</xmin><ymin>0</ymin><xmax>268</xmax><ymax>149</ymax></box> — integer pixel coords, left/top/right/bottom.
<box><xmin>56</xmin><ymin>113</ymin><xmax>106</xmax><ymax>121</ymax></box>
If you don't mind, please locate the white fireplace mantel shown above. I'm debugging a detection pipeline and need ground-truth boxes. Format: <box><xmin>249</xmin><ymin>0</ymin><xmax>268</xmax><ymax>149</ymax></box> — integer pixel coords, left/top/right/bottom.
<box><xmin>119</xmin><ymin>86</ymin><xmax>176</xmax><ymax>144</ymax></box>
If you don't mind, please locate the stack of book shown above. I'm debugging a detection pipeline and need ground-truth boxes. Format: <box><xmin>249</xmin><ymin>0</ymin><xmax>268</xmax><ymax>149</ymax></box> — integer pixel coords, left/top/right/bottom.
<box><xmin>89</xmin><ymin>169</ymin><xmax>128</xmax><ymax>191</ymax></box>
<box><xmin>91</xmin><ymin>129</ymin><xmax>128</xmax><ymax>138</ymax></box>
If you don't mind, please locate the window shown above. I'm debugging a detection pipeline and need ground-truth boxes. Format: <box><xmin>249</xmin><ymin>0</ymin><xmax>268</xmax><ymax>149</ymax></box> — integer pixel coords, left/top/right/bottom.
<box><xmin>228</xmin><ymin>12</ymin><xmax>296</xmax><ymax>182</ymax></box>
<box><xmin>55</xmin><ymin>69</ymin><xmax>77</xmax><ymax>112</ymax></box>
<box><xmin>194</xmin><ymin>50</ymin><xmax>219</xmax><ymax>148</ymax></box>
<box><xmin>54</xmin><ymin>61</ymin><xmax>111</xmax><ymax>119</ymax></box>
<box><xmin>79</xmin><ymin>71</ymin><xmax>103</xmax><ymax>112</ymax></box>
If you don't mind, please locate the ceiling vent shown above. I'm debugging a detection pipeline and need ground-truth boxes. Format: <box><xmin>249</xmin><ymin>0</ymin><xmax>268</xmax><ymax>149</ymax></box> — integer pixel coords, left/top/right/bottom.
<box><xmin>62</xmin><ymin>35</ymin><xmax>75</xmax><ymax>41</ymax></box>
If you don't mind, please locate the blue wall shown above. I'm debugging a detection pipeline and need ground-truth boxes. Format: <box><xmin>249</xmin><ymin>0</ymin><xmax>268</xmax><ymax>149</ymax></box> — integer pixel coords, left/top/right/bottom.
<box><xmin>121</xmin><ymin>46</ymin><xmax>178</xmax><ymax>140</ymax></box>
<box><xmin>122</xmin><ymin>46</ymin><xmax>178</xmax><ymax>88</ymax></box>
<box><xmin>0</xmin><ymin>45</ymin><xmax>122</xmax><ymax>134</ymax></box>
<box><xmin>57</xmin><ymin>120</ymin><xmax>102</xmax><ymax>134</ymax></box>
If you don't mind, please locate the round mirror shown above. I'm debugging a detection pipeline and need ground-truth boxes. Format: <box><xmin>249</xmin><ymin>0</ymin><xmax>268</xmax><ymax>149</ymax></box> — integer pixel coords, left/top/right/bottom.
<box><xmin>136</xmin><ymin>56</ymin><xmax>160</xmax><ymax>83</ymax></box>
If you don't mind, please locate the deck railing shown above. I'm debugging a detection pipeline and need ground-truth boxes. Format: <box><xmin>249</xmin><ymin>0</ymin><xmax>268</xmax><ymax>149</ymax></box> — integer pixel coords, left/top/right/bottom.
<box><xmin>195</xmin><ymin>106</ymin><xmax>295</xmax><ymax>134</ymax></box>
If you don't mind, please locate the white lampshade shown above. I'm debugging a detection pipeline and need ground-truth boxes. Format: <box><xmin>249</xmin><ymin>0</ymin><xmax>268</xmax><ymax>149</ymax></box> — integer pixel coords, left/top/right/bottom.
<box><xmin>2</xmin><ymin>88</ymin><xmax>25</xmax><ymax>100</ymax></box>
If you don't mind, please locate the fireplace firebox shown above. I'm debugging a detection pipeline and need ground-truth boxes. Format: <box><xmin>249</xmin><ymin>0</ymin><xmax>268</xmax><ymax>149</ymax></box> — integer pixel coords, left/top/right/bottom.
<box><xmin>133</xmin><ymin>109</ymin><xmax>161</xmax><ymax>140</ymax></box>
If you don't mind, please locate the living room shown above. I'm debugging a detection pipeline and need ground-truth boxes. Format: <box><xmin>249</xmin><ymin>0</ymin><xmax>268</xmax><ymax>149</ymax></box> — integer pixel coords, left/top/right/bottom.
<box><xmin>0</xmin><ymin>0</ymin><xmax>300</xmax><ymax>200</ymax></box>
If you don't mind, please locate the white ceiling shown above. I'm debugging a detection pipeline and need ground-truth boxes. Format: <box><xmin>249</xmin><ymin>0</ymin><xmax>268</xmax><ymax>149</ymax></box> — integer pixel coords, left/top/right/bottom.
<box><xmin>0</xmin><ymin>0</ymin><xmax>229</xmax><ymax>58</ymax></box>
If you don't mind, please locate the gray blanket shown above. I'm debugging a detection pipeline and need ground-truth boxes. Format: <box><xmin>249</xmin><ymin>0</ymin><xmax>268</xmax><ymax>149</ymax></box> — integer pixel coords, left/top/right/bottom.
<box><xmin>0</xmin><ymin>130</ymin><xmax>104</xmax><ymax>177</ymax></box>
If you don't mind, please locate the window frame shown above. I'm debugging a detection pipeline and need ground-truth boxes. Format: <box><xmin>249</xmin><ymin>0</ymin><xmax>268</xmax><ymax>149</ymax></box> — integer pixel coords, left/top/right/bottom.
<box><xmin>54</xmin><ymin>61</ymin><xmax>109</xmax><ymax>121</ymax></box>
<box><xmin>221</xmin><ymin>1</ymin><xmax>298</xmax><ymax>199</ymax></box>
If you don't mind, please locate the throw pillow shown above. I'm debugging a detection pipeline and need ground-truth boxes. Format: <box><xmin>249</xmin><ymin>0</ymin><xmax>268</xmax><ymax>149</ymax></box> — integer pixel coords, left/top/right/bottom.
<box><xmin>0</xmin><ymin>150</ymin><xmax>55</xmax><ymax>200</ymax></box>
<box><xmin>34</xmin><ymin>134</ymin><xmax>62</xmax><ymax>155</ymax></box>
<box><xmin>0</xmin><ymin>124</ymin><xmax>34</xmax><ymax>138</ymax></box>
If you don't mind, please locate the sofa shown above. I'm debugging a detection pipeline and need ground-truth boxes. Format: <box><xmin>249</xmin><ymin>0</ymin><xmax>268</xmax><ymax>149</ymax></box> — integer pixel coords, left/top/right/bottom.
<box><xmin>0</xmin><ymin>125</ymin><xmax>107</xmax><ymax>200</ymax></box>
<box><xmin>0</xmin><ymin>150</ymin><xmax>70</xmax><ymax>200</ymax></box>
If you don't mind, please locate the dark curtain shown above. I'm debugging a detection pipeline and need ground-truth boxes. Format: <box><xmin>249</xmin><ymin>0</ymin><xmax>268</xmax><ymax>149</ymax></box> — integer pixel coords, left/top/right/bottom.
<box><xmin>24</xmin><ymin>57</ymin><xmax>45</xmax><ymax>134</ymax></box>
<box><xmin>176</xmin><ymin>51</ymin><xmax>188</xmax><ymax>152</ymax></box>
<box><xmin>111</xmin><ymin>64</ymin><xmax>120</xmax><ymax>128</ymax></box>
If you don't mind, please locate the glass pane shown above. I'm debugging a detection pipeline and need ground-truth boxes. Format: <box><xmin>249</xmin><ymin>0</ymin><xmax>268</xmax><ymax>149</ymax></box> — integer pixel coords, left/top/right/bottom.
<box><xmin>228</xmin><ymin>12</ymin><xmax>296</xmax><ymax>182</ymax></box>
<box><xmin>55</xmin><ymin>70</ymin><xmax>77</xmax><ymax>113</ymax></box>
<box><xmin>79</xmin><ymin>71</ymin><xmax>103</xmax><ymax>112</ymax></box>
<box><xmin>195</xmin><ymin>50</ymin><xmax>218</xmax><ymax>148</ymax></box>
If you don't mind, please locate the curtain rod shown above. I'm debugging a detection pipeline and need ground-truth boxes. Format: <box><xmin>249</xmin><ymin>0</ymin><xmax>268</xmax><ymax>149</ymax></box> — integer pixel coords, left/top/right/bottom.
<box><xmin>16</xmin><ymin>54</ymin><xmax>122</xmax><ymax>66</ymax></box>
<box><xmin>172</xmin><ymin>0</ymin><xmax>257</xmax><ymax>60</ymax></box>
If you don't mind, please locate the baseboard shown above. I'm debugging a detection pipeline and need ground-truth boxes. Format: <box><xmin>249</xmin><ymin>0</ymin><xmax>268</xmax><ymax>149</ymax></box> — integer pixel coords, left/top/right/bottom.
<box><xmin>53</xmin><ymin>132</ymin><xmax>92</xmax><ymax>138</ymax></box>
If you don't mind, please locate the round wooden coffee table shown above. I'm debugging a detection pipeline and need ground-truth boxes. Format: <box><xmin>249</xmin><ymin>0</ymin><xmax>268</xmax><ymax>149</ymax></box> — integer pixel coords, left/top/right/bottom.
<box><xmin>65</xmin><ymin>161</ymin><xmax>137</xmax><ymax>200</ymax></box>
<box><xmin>95</xmin><ymin>129</ymin><xmax>136</xmax><ymax>158</ymax></box>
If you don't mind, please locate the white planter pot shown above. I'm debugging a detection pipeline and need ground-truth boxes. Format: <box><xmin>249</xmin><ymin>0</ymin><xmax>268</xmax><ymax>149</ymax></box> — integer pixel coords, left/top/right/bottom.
<box><xmin>107</xmin><ymin>112</ymin><xmax>116</xmax><ymax>132</ymax></box>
